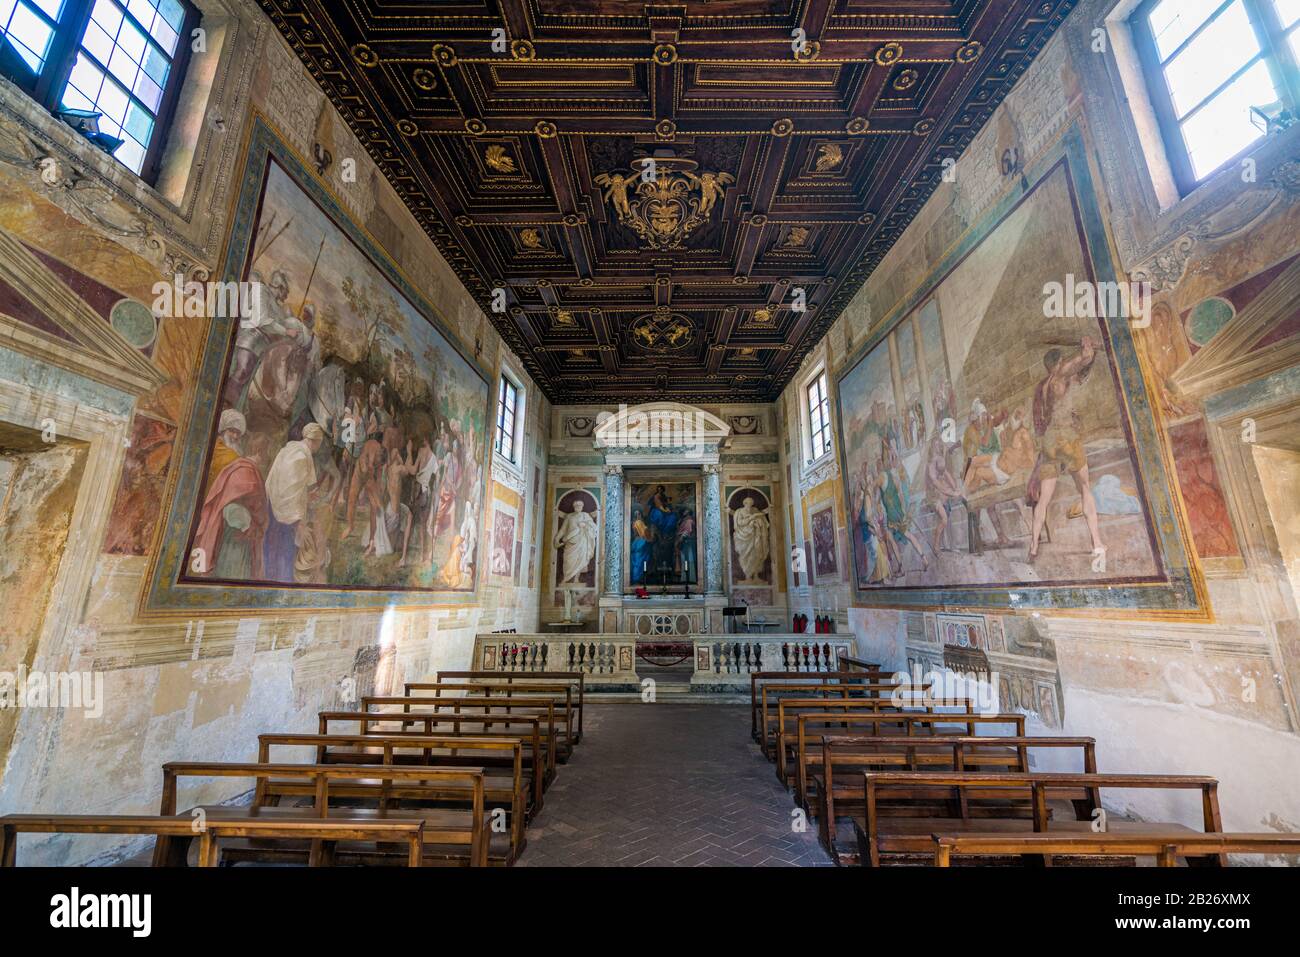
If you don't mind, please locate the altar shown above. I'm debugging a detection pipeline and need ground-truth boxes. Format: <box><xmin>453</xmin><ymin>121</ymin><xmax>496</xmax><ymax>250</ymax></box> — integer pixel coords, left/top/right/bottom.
<box><xmin>588</xmin><ymin>404</ymin><xmax>739</xmax><ymax>635</ymax></box>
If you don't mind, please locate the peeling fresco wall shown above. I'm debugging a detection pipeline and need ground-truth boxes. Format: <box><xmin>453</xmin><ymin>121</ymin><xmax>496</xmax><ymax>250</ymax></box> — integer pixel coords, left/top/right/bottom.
<box><xmin>0</xmin><ymin>0</ymin><xmax>547</xmax><ymax>864</ymax></box>
<box><xmin>783</xmin><ymin>0</ymin><xmax>1300</xmax><ymax>841</ymax></box>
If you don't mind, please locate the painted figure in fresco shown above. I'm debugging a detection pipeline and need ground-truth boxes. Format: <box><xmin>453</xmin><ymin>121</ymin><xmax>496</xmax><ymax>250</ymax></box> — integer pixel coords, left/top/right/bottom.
<box><xmin>557</xmin><ymin>499</ymin><xmax>599</xmax><ymax>584</ymax></box>
<box><xmin>458</xmin><ymin>505</ymin><xmax>478</xmax><ymax>579</ymax></box>
<box><xmin>647</xmin><ymin>485</ymin><xmax>679</xmax><ymax>573</ymax></box>
<box><xmin>208</xmin><ymin>408</ymin><xmax>247</xmax><ymax>490</ymax></box>
<box><xmin>194</xmin><ymin>432</ymin><xmax>271</xmax><ymax>579</ymax></box>
<box><xmin>924</xmin><ymin>432</ymin><xmax>966</xmax><ymax>553</ymax></box>
<box><xmin>879</xmin><ymin>441</ymin><xmax>931</xmax><ymax>574</ymax></box>
<box><xmin>630</xmin><ymin>507</ymin><xmax>653</xmax><ymax>584</ymax></box>
<box><xmin>366</xmin><ymin>439</ymin><xmax>416</xmax><ymax>564</ymax></box>
<box><xmin>962</xmin><ymin>399</ymin><xmax>1009</xmax><ymax>491</ymax></box>
<box><xmin>730</xmin><ymin>495</ymin><xmax>771</xmax><ymax>585</ymax></box>
<box><xmin>962</xmin><ymin>399</ymin><xmax>1014</xmax><ymax>548</ymax></box>
<box><xmin>431</xmin><ymin>436</ymin><xmax>462</xmax><ymax>542</ymax></box>
<box><xmin>853</xmin><ymin>471</ymin><xmax>891</xmax><ymax>584</ymax></box>
<box><xmin>1027</xmin><ymin>336</ymin><xmax>1104</xmax><ymax>561</ymax></box>
<box><xmin>224</xmin><ymin>270</ymin><xmax>291</xmax><ymax>409</ymax></box>
<box><xmin>677</xmin><ymin>509</ymin><xmax>697</xmax><ymax>581</ymax></box>
<box><xmin>263</xmin><ymin>423</ymin><xmax>329</xmax><ymax>582</ymax></box>
<box><xmin>995</xmin><ymin>406</ymin><xmax>1036</xmax><ymax>475</ymax></box>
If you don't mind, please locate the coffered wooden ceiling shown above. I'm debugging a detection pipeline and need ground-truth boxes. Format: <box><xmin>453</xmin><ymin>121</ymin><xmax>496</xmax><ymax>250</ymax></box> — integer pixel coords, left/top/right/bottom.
<box><xmin>259</xmin><ymin>0</ymin><xmax>1077</xmax><ymax>403</ymax></box>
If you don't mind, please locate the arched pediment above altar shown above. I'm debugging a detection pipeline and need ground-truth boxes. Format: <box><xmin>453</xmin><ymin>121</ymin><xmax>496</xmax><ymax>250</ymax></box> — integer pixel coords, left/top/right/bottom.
<box><xmin>592</xmin><ymin>402</ymin><xmax>731</xmax><ymax>455</ymax></box>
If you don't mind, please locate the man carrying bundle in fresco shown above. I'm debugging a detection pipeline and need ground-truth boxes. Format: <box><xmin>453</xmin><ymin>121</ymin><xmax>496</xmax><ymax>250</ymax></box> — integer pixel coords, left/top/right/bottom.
<box><xmin>1027</xmin><ymin>335</ymin><xmax>1104</xmax><ymax>562</ymax></box>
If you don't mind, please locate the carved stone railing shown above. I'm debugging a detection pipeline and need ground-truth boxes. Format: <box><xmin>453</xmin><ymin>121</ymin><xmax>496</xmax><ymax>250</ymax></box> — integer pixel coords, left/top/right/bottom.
<box><xmin>690</xmin><ymin>635</ymin><xmax>856</xmax><ymax>687</ymax></box>
<box><xmin>471</xmin><ymin>634</ymin><xmax>640</xmax><ymax>687</ymax></box>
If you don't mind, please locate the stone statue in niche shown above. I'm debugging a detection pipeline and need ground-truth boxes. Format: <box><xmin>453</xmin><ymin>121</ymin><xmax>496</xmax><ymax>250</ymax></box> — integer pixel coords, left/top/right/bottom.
<box><xmin>728</xmin><ymin>491</ymin><xmax>772</xmax><ymax>586</ymax></box>
<box><xmin>556</xmin><ymin>498</ymin><xmax>598</xmax><ymax>584</ymax></box>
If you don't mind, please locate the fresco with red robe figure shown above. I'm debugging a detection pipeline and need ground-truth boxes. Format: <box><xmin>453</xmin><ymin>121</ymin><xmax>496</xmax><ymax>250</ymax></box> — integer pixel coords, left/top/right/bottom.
<box><xmin>183</xmin><ymin>157</ymin><xmax>488</xmax><ymax>591</ymax></box>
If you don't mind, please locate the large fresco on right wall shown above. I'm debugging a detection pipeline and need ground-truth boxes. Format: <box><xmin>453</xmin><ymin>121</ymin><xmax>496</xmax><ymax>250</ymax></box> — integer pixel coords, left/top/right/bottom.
<box><xmin>837</xmin><ymin>144</ymin><xmax>1183</xmax><ymax>605</ymax></box>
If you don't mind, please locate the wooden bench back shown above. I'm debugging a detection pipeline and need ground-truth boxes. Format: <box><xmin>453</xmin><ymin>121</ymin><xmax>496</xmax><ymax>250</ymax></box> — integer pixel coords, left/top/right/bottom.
<box><xmin>812</xmin><ymin>735</ymin><xmax>1096</xmax><ymax>837</ymax></box>
<box><xmin>769</xmin><ymin>696</ymin><xmax>977</xmax><ymax>769</ymax></box>
<box><xmin>859</xmin><ymin>770</ymin><xmax>1222</xmax><ymax>867</ymax></box>
<box><xmin>0</xmin><ymin>814</ymin><xmax>427</xmax><ymax>868</ymax></box>
<box><xmin>749</xmin><ymin>670</ymin><xmax>889</xmax><ymax>736</ymax></box>
<box><xmin>157</xmin><ymin>762</ymin><xmax>489</xmax><ymax>866</ymax></box>
<box><xmin>436</xmin><ymin>671</ymin><xmax>586</xmax><ymax>736</ymax></box>
<box><xmin>317</xmin><ymin>710</ymin><xmax>553</xmax><ymax>777</ymax></box>
<box><xmin>256</xmin><ymin>733</ymin><xmax>526</xmax><ymax>849</ymax></box>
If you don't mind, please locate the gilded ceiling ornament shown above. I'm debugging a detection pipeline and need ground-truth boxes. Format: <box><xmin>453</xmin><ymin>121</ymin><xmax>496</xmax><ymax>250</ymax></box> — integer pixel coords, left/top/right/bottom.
<box><xmin>535</xmin><ymin>120</ymin><xmax>558</xmax><ymax>138</ymax></box>
<box><xmin>749</xmin><ymin>307</ymin><xmax>775</xmax><ymax>326</ymax></box>
<box><xmin>562</xmin><ymin>213</ymin><xmax>582</xmax><ymax>227</ymax></box>
<box><xmin>351</xmin><ymin>44</ymin><xmax>378</xmax><ymax>67</ymax></box>
<box><xmin>875</xmin><ymin>42</ymin><xmax>903</xmax><ymax>66</ymax></box>
<box><xmin>518</xmin><ymin>228</ymin><xmax>545</xmax><ymax>249</ymax></box>
<box><xmin>412</xmin><ymin>68</ymin><xmax>437</xmax><ymax>91</ymax></box>
<box><xmin>913</xmin><ymin>118</ymin><xmax>935</xmax><ymax>136</ymax></box>
<box><xmin>578</xmin><ymin>277</ymin><xmax>594</xmax><ymax>286</ymax></box>
<box><xmin>464</xmin><ymin>118</ymin><xmax>487</xmax><ymax>135</ymax></box>
<box><xmin>782</xmin><ymin>226</ymin><xmax>810</xmax><ymax>248</ymax></box>
<box><xmin>594</xmin><ymin>153</ymin><xmax>735</xmax><ymax>249</ymax></box>
<box><xmin>893</xmin><ymin>69</ymin><xmax>918</xmax><ymax>91</ymax></box>
<box><xmin>552</xmin><ymin>309</ymin><xmax>578</xmax><ymax>328</ymax></box>
<box><xmin>814</xmin><ymin>143</ymin><xmax>843</xmax><ymax>171</ymax></box>
<box><xmin>955</xmin><ymin>41</ymin><xmax>983</xmax><ymax>64</ymax></box>
<box><xmin>631</xmin><ymin>309</ymin><xmax>695</xmax><ymax>352</ymax></box>
<box><xmin>653</xmin><ymin>44</ymin><xmax>678</xmax><ymax>65</ymax></box>
<box><xmin>484</xmin><ymin>145</ymin><xmax>517</xmax><ymax>173</ymax></box>
<box><xmin>432</xmin><ymin>44</ymin><xmax>457</xmax><ymax>67</ymax></box>
<box><xmin>845</xmin><ymin>117</ymin><xmax>870</xmax><ymax>135</ymax></box>
<box><xmin>771</xmin><ymin>118</ymin><xmax>794</xmax><ymax>137</ymax></box>
<box><xmin>738</xmin><ymin>347</ymin><xmax>757</xmax><ymax>358</ymax></box>
<box><xmin>794</xmin><ymin>40</ymin><xmax>820</xmax><ymax>62</ymax></box>
<box><xmin>749</xmin><ymin>214</ymin><xmax>768</xmax><ymax>227</ymax></box>
<box><xmin>511</xmin><ymin>39</ymin><xmax>536</xmax><ymax>61</ymax></box>
<box><xmin>655</xmin><ymin>119</ymin><xmax>677</xmax><ymax>141</ymax></box>
<box><xmin>397</xmin><ymin>119</ymin><xmax>419</xmax><ymax>137</ymax></box>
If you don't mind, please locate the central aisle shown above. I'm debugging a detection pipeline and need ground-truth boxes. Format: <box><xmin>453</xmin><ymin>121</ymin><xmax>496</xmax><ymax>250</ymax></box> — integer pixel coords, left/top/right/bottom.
<box><xmin>519</xmin><ymin>703</ymin><xmax>834</xmax><ymax>867</ymax></box>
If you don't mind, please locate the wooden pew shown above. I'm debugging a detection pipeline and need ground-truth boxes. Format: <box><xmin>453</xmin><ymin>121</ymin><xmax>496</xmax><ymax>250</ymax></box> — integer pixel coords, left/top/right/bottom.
<box><xmin>154</xmin><ymin>762</ymin><xmax>491</xmax><ymax>867</ymax></box>
<box><xmin>759</xmin><ymin>681</ymin><xmax>908</xmax><ymax>757</ymax></box>
<box><xmin>853</xmin><ymin>771</ymin><xmax>1223</xmax><ymax>867</ymax></box>
<box><xmin>749</xmin><ymin>670</ymin><xmax>886</xmax><ymax>741</ymax></box>
<box><xmin>363</xmin><ymin>694</ymin><xmax>570</xmax><ymax>761</ymax></box>
<box><xmin>814</xmin><ymin>735</ymin><xmax>1093</xmax><ymax>862</ymax></box>
<box><xmin>317</xmin><ymin>711</ymin><xmax>553</xmax><ymax>805</ymax></box>
<box><xmin>769</xmin><ymin>696</ymin><xmax>967</xmax><ymax>785</ymax></box>
<box><xmin>931</xmin><ymin>831</ymin><xmax>1300</xmax><ymax>867</ymax></box>
<box><xmin>257</xmin><ymin>733</ymin><xmax>528</xmax><ymax>861</ymax></box>
<box><xmin>398</xmin><ymin>683</ymin><xmax>577</xmax><ymax>756</ymax></box>
<box><xmin>0</xmin><ymin>815</ymin><xmax>427</xmax><ymax>867</ymax></box>
<box><xmin>434</xmin><ymin>671</ymin><xmax>586</xmax><ymax>741</ymax></box>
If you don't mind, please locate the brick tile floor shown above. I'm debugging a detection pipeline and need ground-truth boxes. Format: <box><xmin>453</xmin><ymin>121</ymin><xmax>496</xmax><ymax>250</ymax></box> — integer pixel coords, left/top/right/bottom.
<box><xmin>518</xmin><ymin>703</ymin><xmax>833</xmax><ymax>867</ymax></box>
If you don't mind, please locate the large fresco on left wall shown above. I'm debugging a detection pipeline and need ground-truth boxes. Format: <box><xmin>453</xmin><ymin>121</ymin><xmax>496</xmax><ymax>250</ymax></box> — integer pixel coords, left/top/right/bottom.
<box><xmin>143</xmin><ymin>119</ymin><xmax>491</xmax><ymax>613</ymax></box>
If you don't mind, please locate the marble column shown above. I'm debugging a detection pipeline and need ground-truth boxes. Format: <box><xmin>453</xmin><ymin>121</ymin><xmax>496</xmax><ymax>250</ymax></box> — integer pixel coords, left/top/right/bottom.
<box><xmin>703</xmin><ymin>463</ymin><xmax>724</xmax><ymax>596</ymax></box>
<box><xmin>602</xmin><ymin>464</ymin><xmax>623</xmax><ymax>597</ymax></box>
